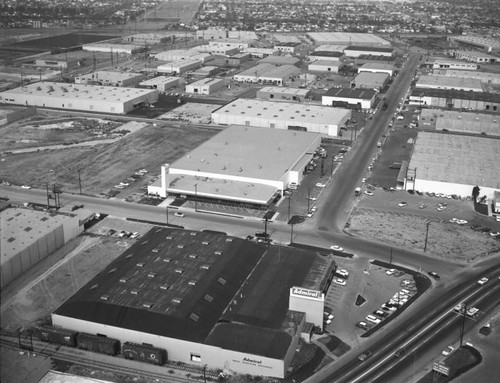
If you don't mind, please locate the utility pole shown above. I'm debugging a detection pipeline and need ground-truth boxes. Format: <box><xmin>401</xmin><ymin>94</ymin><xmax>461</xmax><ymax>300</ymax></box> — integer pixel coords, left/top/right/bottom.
<box><xmin>166</xmin><ymin>205</ymin><xmax>169</xmax><ymax>225</ymax></box>
<box><xmin>424</xmin><ymin>220</ymin><xmax>431</xmax><ymax>252</ymax></box>
<box><xmin>287</xmin><ymin>194</ymin><xmax>291</xmax><ymax>222</ymax></box>
<box><xmin>78</xmin><ymin>169</ymin><xmax>82</xmax><ymax>195</ymax></box>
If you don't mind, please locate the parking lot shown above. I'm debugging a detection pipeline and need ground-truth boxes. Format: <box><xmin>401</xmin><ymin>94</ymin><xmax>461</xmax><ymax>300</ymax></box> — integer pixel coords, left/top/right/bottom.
<box><xmin>320</xmin><ymin>258</ymin><xmax>417</xmax><ymax>348</ymax></box>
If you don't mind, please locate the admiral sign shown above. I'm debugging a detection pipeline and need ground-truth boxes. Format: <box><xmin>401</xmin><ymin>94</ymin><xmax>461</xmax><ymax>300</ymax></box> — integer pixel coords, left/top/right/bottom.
<box><xmin>291</xmin><ymin>287</ymin><xmax>322</xmax><ymax>299</ymax></box>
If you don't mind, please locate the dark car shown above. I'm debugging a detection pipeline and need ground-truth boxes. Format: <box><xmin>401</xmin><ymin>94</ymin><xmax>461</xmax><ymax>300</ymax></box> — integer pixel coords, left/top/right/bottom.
<box><xmin>395</xmin><ymin>348</ymin><xmax>407</xmax><ymax>358</ymax></box>
<box><xmin>428</xmin><ymin>271</ymin><xmax>440</xmax><ymax>280</ymax></box>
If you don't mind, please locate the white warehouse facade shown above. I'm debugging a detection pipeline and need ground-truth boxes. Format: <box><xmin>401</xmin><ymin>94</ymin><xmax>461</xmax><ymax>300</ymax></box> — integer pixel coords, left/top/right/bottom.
<box><xmin>148</xmin><ymin>125</ymin><xmax>322</xmax><ymax>207</ymax></box>
<box><xmin>211</xmin><ymin>99</ymin><xmax>350</xmax><ymax>137</ymax></box>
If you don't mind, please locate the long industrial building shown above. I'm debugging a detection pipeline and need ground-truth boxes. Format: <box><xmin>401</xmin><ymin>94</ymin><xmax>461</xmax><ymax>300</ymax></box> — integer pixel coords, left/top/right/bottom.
<box><xmin>307</xmin><ymin>32</ymin><xmax>390</xmax><ymax>47</ymax></box>
<box><xmin>1</xmin><ymin>205</ymin><xmax>82</xmax><ymax>289</ymax></box>
<box><xmin>75</xmin><ymin>71</ymin><xmax>146</xmax><ymax>87</ymax></box>
<box><xmin>419</xmin><ymin>109</ymin><xmax>500</xmax><ymax>136</ymax></box>
<box><xmin>409</xmin><ymin>88</ymin><xmax>500</xmax><ymax>113</ymax></box>
<box><xmin>211</xmin><ymin>99</ymin><xmax>351</xmax><ymax>136</ymax></box>
<box><xmin>148</xmin><ymin>125</ymin><xmax>322</xmax><ymax>206</ymax></box>
<box><xmin>404</xmin><ymin>132</ymin><xmax>500</xmax><ymax>199</ymax></box>
<box><xmin>416</xmin><ymin>75</ymin><xmax>483</xmax><ymax>92</ymax></box>
<box><xmin>52</xmin><ymin>228</ymin><xmax>337</xmax><ymax>378</ymax></box>
<box><xmin>322</xmin><ymin>88</ymin><xmax>377</xmax><ymax>110</ymax></box>
<box><xmin>0</xmin><ymin>82</ymin><xmax>158</xmax><ymax>114</ymax></box>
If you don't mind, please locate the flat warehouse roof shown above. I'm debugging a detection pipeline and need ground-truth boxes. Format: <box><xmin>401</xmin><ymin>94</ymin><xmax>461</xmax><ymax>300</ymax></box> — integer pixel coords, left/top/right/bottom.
<box><xmin>140</xmin><ymin>76</ymin><xmax>179</xmax><ymax>86</ymax></box>
<box><xmin>417</xmin><ymin>75</ymin><xmax>482</xmax><ymax>90</ymax></box>
<box><xmin>411</xmin><ymin>87</ymin><xmax>500</xmax><ymax>102</ymax></box>
<box><xmin>171</xmin><ymin>125</ymin><xmax>321</xmax><ymax>181</ymax></box>
<box><xmin>235</xmin><ymin>63</ymin><xmax>276</xmax><ymax>77</ymax></box>
<box><xmin>324</xmin><ymin>88</ymin><xmax>377</xmax><ymax>100</ymax></box>
<box><xmin>1</xmin><ymin>208</ymin><xmax>76</xmax><ymax>261</ymax></box>
<box><xmin>346</xmin><ymin>45</ymin><xmax>394</xmax><ymax>52</ymax></box>
<box><xmin>0</xmin><ymin>81</ymin><xmax>157</xmax><ymax>102</ymax></box>
<box><xmin>77</xmin><ymin>71</ymin><xmax>143</xmax><ymax>82</ymax></box>
<box><xmin>409</xmin><ymin>132</ymin><xmax>500</xmax><ymax>188</ymax></box>
<box><xmin>307</xmin><ymin>32</ymin><xmax>390</xmax><ymax>46</ymax></box>
<box><xmin>213</xmin><ymin>98</ymin><xmax>350</xmax><ymax>127</ymax></box>
<box><xmin>309</xmin><ymin>60</ymin><xmax>342</xmax><ymax>67</ymax></box>
<box><xmin>310</xmin><ymin>51</ymin><xmax>344</xmax><ymax>57</ymax></box>
<box><xmin>421</xmin><ymin>109</ymin><xmax>500</xmax><ymax>136</ymax></box>
<box><xmin>359</xmin><ymin>63</ymin><xmax>395</xmax><ymax>70</ymax></box>
<box><xmin>258</xmin><ymin>86</ymin><xmax>310</xmax><ymax>96</ymax></box>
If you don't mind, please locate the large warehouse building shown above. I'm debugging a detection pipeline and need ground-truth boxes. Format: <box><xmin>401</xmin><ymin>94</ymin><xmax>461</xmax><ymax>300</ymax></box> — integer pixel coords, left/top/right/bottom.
<box><xmin>307</xmin><ymin>32</ymin><xmax>390</xmax><ymax>47</ymax></box>
<box><xmin>404</xmin><ymin>132</ymin><xmax>500</xmax><ymax>199</ymax></box>
<box><xmin>1</xmin><ymin>206</ymin><xmax>82</xmax><ymax>289</ymax></box>
<box><xmin>148</xmin><ymin>125</ymin><xmax>322</xmax><ymax>207</ymax></box>
<box><xmin>0</xmin><ymin>82</ymin><xmax>158</xmax><ymax>114</ymax></box>
<box><xmin>75</xmin><ymin>71</ymin><xmax>146</xmax><ymax>87</ymax></box>
<box><xmin>415</xmin><ymin>75</ymin><xmax>483</xmax><ymax>92</ymax></box>
<box><xmin>419</xmin><ymin>109</ymin><xmax>500</xmax><ymax>136</ymax></box>
<box><xmin>52</xmin><ymin>228</ymin><xmax>337</xmax><ymax>379</ymax></box>
<box><xmin>409</xmin><ymin>88</ymin><xmax>500</xmax><ymax>112</ymax></box>
<box><xmin>212</xmin><ymin>99</ymin><xmax>351</xmax><ymax>137</ymax></box>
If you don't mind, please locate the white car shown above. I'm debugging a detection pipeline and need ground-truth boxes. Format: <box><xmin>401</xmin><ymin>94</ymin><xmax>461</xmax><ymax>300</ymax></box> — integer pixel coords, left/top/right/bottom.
<box><xmin>130</xmin><ymin>232</ymin><xmax>140</xmax><ymax>239</ymax></box>
<box><xmin>437</xmin><ymin>206</ymin><xmax>447</xmax><ymax>211</ymax></box>
<box><xmin>364</xmin><ymin>190</ymin><xmax>374</xmax><ymax>196</ymax></box>
<box><xmin>336</xmin><ymin>269</ymin><xmax>349</xmax><ymax>278</ymax></box>
<box><xmin>456</xmin><ymin>219</ymin><xmax>468</xmax><ymax>225</ymax></box>
<box><xmin>398</xmin><ymin>202</ymin><xmax>408</xmax><ymax>207</ymax></box>
<box><xmin>333</xmin><ymin>278</ymin><xmax>347</xmax><ymax>286</ymax></box>
<box><xmin>442</xmin><ymin>345</ymin><xmax>454</xmax><ymax>356</ymax></box>
<box><xmin>21</xmin><ymin>185</ymin><xmax>31</xmax><ymax>189</ymax></box>
<box><xmin>366</xmin><ymin>315</ymin><xmax>381</xmax><ymax>324</ymax></box>
<box><xmin>396</xmin><ymin>115</ymin><xmax>404</xmax><ymax>120</ymax></box>
<box><xmin>489</xmin><ymin>232</ymin><xmax>499</xmax><ymax>237</ymax></box>
<box><xmin>315</xmin><ymin>182</ymin><xmax>326</xmax><ymax>188</ymax></box>
<box><xmin>478</xmin><ymin>277</ymin><xmax>488</xmax><ymax>285</ymax></box>
<box><xmin>361</xmin><ymin>178</ymin><xmax>366</xmax><ymax>183</ymax></box>
<box><xmin>174</xmin><ymin>212</ymin><xmax>185</xmax><ymax>218</ymax></box>
<box><xmin>330</xmin><ymin>245</ymin><xmax>344</xmax><ymax>252</ymax></box>
<box><xmin>325</xmin><ymin>319</ymin><xmax>332</xmax><ymax>325</ymax></box>
<box><xmin>386</xmin><ymin>268</ymin><xmax>396</xmax><ymax>276</ymax></box>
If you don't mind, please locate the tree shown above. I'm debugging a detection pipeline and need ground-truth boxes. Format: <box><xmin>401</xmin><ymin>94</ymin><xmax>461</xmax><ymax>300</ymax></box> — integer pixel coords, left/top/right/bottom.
<box><xmin>472</xmin><ymin>186</ymin><xmax>480</xmax><ymax>202</ymax></box>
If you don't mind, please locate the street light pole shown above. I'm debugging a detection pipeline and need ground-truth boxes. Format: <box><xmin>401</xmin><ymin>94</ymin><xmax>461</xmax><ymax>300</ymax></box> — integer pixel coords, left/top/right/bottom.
<box><xmin>290</xmin><ymin>222</ymin><xmax>294</xmax><ymax>244</ymax></box>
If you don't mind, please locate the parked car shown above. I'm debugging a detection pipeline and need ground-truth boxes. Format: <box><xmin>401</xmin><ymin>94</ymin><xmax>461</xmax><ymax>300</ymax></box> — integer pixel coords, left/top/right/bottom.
<box><xmin>386</xmin><ymin>269</ymin><xmax>396</xmax><ymax>276</ymax></box>
<box><xmin>374</xmin><ymin>309</ymin><xmax>388</xmax><ymax>318</ymax></box>
<box><xmin>356</xmin><ymin>321</ymin><xmax>370</xmax><ymax>331</ymax></box>
<box><xmin>174</xmin><ymin>212</ymin><xmax>185</xmax><ymax>218</ymax></box>
<box><xmin>315</xmin><ymin>182</ymin><xmax>326</xmax><ymax>188</ymax></box>
<box><xmin>336</xmin><ymin>269</ymin><xmax>349</xmax><ymax>278</ymax></box>
<box><xmin>366</xmin><ymin>315</ymin><xmax>381</xmax><ymax>324</ymax></box>
<box><xmin>21</xmin><ymin>185</ymin><xmax>31</xmax><ymax>189</ymax></box>
<box><xmin>398</xmin><ymin>201</ymin><xmax>408</xmax><ymax>207</ymax></box>
<box><xmin>364</xmin><ymin>190</ymin><xmax>374</xmax><ymax>196</ymax></box>
<box><xmin>330</xmin><ymin>245</ymin><xmax>344</xmax><ymax>252</ymax></box>
<box><xmin>334</xmin><ymin>278</ymin><xmax>347</xmax><ymax>286</ymax></box>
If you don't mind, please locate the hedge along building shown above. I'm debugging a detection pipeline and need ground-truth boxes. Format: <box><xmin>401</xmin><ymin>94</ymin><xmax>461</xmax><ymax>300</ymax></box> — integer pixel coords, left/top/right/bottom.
<box><xmin>148</xmin><ymin>125</ymin><xmax>322</xmax><ymax>208</ymax></box>
<box><xmin>52</xmin><ymin>228</ymin><xmax>337</xmax><ymax>379</ymax></box>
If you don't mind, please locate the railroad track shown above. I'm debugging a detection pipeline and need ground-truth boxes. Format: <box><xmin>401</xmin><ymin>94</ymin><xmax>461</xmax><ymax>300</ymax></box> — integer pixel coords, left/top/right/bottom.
<box><xmin>1</xmin><ymin>335</ymin><xmax>218</xmax><ymax>382</ymax></box>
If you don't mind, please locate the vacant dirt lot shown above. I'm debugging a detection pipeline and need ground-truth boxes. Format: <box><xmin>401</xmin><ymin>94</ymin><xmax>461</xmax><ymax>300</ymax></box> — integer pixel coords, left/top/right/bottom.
<box><xmin>158</xmin><ymin>103</ymin><xmax>221</xmax><ymax>124</ymax></box>
<box><xmin>0</xmin><ymin>123</ymin><xmax>218</xmax><ymax>194</ymax></box>
<box><xmin>0</xmin><ymin>235</ymin><xmax>130</xmax><ymax>333</ymax></box>
<box><xmin>347</xmin><ymin>208</ymin><xmax>500</xmax><ymax>262</ymax></box>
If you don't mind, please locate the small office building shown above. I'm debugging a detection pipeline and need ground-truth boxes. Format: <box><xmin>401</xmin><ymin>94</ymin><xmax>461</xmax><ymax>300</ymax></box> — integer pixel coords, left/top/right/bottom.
<box><xmin>185</xmin><ymin>78</ymin><xmax>225</xmax><ymax>95</ymax></box>
<box><xmin>432</xmin><ymin>59</ymin><xmax>478</xmax><ymax>71</ymax></box>
<box><xmin>308</xmin><ymin>61</ymin><xmax>343</xmax><ymax>73</ymax></box>
<box><xmin>308</xmin><ymin>51</ymin><xmax>345</xmax><ymax>62</ymax></box>
<box><xmin>322</xmin><ymin>88</ymin><xmax>377</xmax><ymax>110</ymax></box>
<box><xmin>139</xmin><ymin>76</ymin><xmax>180</xmax><ymax>92</ymax></box>
<box><xmin>256</xmin><ymin>87</ymin><xmax>311</xmax><ymax>102</ymax></box>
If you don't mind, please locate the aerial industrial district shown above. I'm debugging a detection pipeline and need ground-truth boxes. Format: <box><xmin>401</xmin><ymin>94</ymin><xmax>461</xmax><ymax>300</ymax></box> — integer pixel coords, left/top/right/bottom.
<box><xmin>1</xmin><ymin>6</ymin><xmax>500</xmax><ymax>383</ymax></box>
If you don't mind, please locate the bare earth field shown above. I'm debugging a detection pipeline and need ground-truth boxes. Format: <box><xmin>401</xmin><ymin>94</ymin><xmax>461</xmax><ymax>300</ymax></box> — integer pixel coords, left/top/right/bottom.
<box><xmin>0</xmin><ymin>123</ymin><xmax>218</xmax><ymax>194</ymax></box>
<box><xmin>347</xmin><ymin>208</ymin><xmax>500</xmax><ymax>262</ymax></box>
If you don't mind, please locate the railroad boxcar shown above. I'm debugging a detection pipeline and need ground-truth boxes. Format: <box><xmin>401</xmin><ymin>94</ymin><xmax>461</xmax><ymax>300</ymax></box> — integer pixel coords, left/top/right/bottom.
<box><xmin>76</xmin><ymin>333</ymin><xmax>120</xmax><ymax>355</ymax></box>
<box><xmin>122</xmin><ymin>342</ymin><xmax>167</xmax><ymax>365</ymax></box>
<box><xmin>35</xmin><ymin>326</ymin><xmax>77</xmax><ymax>347</ymax></box>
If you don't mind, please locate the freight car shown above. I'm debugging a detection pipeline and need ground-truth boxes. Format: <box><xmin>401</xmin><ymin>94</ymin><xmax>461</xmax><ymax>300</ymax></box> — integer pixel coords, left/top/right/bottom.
<box><xmin>122</xmin><ymin>342</ymin><xmax>168</xmax><ymax>365</ymax></box>
<box><xmin>35</xmin><ymin>326</ymin><xmax>77</xmax><ymax>347</ymax></box>
<box><xmin>76</xmin><ymin>332</ymin><xmax>120</xmax><ymax>356</ymax></box>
